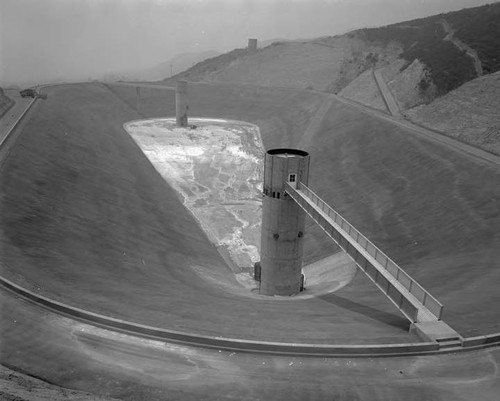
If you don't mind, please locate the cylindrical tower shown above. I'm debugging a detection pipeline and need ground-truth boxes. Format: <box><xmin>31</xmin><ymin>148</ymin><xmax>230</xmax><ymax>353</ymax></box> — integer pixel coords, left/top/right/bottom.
<box><xmin>260</xmin><ymin>148</ymin><xmax>310</xmax><ymax>296</ymax></box>
<box><xmin>175</xmin><ymin>80</ymin><xmax>188</xmax><ymax>127</ymax></box>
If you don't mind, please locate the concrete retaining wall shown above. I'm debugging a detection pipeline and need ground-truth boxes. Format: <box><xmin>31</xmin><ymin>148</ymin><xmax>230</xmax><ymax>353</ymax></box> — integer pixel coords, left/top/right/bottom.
<box><xmin>0</xmin><ymin>275</ymin><xmax>444</xmax><ymax>357</ymax></box>
<box><xmin>462</xmin><ymin>333</ymin><xmax>500</xmax><ymax>348</ymax></box>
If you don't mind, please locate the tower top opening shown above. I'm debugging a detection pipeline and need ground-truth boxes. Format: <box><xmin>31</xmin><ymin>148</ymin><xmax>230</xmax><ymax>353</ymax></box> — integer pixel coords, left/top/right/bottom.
<box><xmin>267</xmin><ymin>148</ymin><xmax>309</xmax><ymax>157</ymax></box>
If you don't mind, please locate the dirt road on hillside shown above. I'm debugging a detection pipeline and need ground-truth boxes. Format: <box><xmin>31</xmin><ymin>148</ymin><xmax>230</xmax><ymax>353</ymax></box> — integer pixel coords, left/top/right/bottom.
<box><xmin>373</xmin><ymin>68</ymin><xmax>401</xmax><ymax>117</ymax></box>
<box><xmin>441</xmin><ymin>19</ymin><xmax>483</xmax><ymax>77</ymax></box>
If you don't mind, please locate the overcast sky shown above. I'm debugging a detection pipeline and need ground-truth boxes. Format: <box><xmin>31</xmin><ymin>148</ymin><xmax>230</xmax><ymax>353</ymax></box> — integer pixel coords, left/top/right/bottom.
<box><xmin>0</xmin><ymin>0</ymin><xmax>496</xmax><ymax>86</ymax></box>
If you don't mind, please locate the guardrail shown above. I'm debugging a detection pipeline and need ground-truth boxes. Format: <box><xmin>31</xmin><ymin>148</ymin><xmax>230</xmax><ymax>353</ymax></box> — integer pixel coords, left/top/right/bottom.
<box><xmin>287</xmin><ymin>182</ymin><xmax>443</xmax><ymax>320</ymax></box>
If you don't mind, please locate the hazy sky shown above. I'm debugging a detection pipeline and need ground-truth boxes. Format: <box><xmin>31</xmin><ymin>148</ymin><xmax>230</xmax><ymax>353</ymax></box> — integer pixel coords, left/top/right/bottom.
<box><xmin>1</xmin><ymin>0</ymin><xmax>496</xmax><ymax>86</ymax></box>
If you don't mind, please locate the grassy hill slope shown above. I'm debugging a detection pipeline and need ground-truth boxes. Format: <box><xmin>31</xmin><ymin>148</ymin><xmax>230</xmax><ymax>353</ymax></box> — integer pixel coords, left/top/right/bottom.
<box><xmin>445</xmin><ymin>2</ymin><xmax>500</xmax><ymax>74</ymax></box>
<box><xmin>165</xmin><ymin>42</ymin><xmax>343</xmax><ymax>91</ymax></box>
<box><xmin>164</xmin><ymin>3</ymin><xmax>499</xmax><ymax>115</ymax></box>
<box><xmin>165</xmin><ymin>38</ymin><xmax>400</xmax><ymax>92</ymax></box>
<box><xmin>361</xmin><ymin>15</ymin><xmax>477</xmax><ymax>96</ymax></box>
<box><xmin>405</xmin><ymin>71</ymin><xmax>500</xmax><ymax>155</ymax></box>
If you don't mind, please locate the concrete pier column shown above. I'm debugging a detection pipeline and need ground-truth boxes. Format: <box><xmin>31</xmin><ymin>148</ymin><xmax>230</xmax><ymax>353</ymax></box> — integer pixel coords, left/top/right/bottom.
<box><xmin>259</xmin><ymin>148</ymin><xmax>310</xmax><ymax>296</ymax></box>
<box><xmin>175</xmin><ymin>80</ymin><xmax>188</xmax><ymax>127</ymax></box>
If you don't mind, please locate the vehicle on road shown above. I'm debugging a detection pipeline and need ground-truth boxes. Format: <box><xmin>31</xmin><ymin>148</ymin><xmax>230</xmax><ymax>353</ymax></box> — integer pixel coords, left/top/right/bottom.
<box><xmin>20</xmin><ymin>88</ymin><xmax>47</xmax><ymax>99</ymax></box>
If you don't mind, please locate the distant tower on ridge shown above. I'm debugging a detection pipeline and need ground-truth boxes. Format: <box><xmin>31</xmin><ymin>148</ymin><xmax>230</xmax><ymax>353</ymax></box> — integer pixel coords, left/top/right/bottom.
<box><xmin>248</xmin><ymin>38</ymin><xmax>258</xmax><ymax>51</ymax></box>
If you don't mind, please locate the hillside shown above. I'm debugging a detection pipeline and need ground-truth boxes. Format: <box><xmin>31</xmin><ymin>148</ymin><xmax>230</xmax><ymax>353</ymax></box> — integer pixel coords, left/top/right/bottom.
<box><xmin>160</xmin><ymin>3</ymin><xmax>500</xmax><ymax>155</ymax></box>
<box><xmin>166</xmin><ymin>3</ymin><xmax>499</xmax><ymax>107</ymax></box>
<box><xmin>166</xmin><ymin>38</ymin><xmax>401</xmax><ymax>92</ymax></box>
<box><xmin>405</xmin><ymin>71</ymin><xmax>500</xmax><ymax>155</ymax></box>
<box><xmin>360</xmin><ymin>14</ymin><xmax>477</xmax><ymax>97</ymax></box>
<box><xmin>445</xmin><ymin>2</ymin><xmax>500</xmax><ymax>74</ymax></box>
<box><xmin>136</xmin><ymin>50</ymin><xmax>221</xmax><ymax>81</ymax></box>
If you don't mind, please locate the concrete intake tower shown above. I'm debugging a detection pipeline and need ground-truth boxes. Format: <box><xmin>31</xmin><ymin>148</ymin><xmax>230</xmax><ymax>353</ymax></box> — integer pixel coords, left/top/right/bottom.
<box><xmin>175</xmin><ymin>80</ymin><xmax>188</xmax><ymax>127</ymax></box>
<box><xmin>260</xmin><ymin>149</ymin><xmax>310</xmax><ymax>296</ymax></box>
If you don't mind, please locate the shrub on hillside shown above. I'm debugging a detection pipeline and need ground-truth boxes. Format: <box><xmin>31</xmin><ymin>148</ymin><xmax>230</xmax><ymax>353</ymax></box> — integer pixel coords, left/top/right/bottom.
<box><xmin>362</xmin><ymin>12</ymin><xmax>478</xmax><ymax>95</ymax></box>
<box><xmin>446</xmin><ymin>3</ymin><xmax>500</xmax><ymax>74</ymax></box>
<box><xmin>403</xmin><ymin>40</ymin><xmax>476</xmax><ymax>96</ymax></box>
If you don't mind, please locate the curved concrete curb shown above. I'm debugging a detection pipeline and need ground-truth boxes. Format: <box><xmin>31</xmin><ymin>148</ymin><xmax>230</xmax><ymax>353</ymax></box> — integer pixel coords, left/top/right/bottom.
<box><xmin>2</xmin><ymin>276</ymin><xmax>499</xmax><ymax>357</ymax></box>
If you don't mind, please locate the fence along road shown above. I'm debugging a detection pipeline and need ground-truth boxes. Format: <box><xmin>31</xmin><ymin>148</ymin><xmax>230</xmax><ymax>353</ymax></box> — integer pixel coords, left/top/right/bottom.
<box><xmin>285</xmin><ymin>182</ymin><xmax>462</xmax><ymax>343</ymax></box>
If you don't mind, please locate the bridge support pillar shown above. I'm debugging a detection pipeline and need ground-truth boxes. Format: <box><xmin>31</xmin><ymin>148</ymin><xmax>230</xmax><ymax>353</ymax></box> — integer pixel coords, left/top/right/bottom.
<box><xmin>259</xmin><ymin>148</ymin><xmax>310</xmax><ymax>296</ymax></box>
<box><xmin>175</xmin><ymin>80</ymin><xmax>188</xmax><ymax>127</ymax></box>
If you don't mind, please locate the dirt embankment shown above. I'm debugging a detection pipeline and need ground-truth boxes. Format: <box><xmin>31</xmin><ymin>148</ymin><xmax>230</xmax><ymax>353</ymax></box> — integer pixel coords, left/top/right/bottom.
<box><xmin>337</xmin><ymin>57</ymin><xmax>433</xmax><ymax>114</ymax></box>
<box><xmin>167</xmin><ymin>35</ymin><xmax>403</xmax><ymax>94</ymax></box>
<box><xmin>405</xmin><ymin>71</ymin><xmax>500</xmax><ymax>155</ymax></box>
<box><xmin>307</xmin><ymin>34</ymin><xmax>432</xmax><ymax>114</ymax></box>
<box><xmin>0</xmin><ymin>364</ymin><xmax>119</xmax><ymax>401</ymax></box>
<box><xmin>169</xmin><ymin>41</ymin><xmax>347</xmax><ymax>91</ymax></box>
<box><xmin>166</xmin><ymin>29</ymin><xmax>436</xmax><ymax>115</ymax></box>
<box><xmin>338</xmin><ymin>69</ymin><xmax>387</xmax><ymax>112</ymax></box>
<box><xmin>323</xmin><ymin>35</ymin><xmax>401</xmax><ymax>94</ymax></box>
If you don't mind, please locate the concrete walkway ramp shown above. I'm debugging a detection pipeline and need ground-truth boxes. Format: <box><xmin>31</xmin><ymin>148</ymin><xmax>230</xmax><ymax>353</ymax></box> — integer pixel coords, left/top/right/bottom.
<box><xmin>285</xmin><ymin>182</ymin><xmax>461</xmax><ymax>344</ymax></box>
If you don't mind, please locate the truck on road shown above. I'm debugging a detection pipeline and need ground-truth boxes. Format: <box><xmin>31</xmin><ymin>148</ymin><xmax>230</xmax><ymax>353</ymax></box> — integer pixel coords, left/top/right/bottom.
<box><xmin>20</xmin><ymin>88</ymin><xmax>47</xmax><ymax>100</ymax></box>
